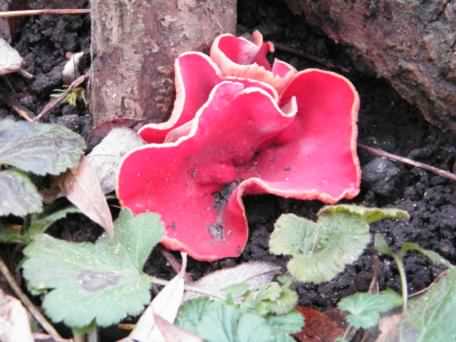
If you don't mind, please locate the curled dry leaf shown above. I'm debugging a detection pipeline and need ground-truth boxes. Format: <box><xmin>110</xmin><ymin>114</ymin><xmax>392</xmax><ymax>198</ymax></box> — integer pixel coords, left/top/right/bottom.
<box><xmin>0</xmin><ymin>290</ymin><xmax>34</xmax><ymax>342</ymax></box>
<box><xmin>295</xmin><ymin>306</ymin><xmax>345</xmax><ymax>342</ymax></box>
<box><xmin>59</xmin><ymin>157</ymin><xmax>114</xmax><ymax>235</ymax></box>
<box><xmin>184</xmin><ymin>261</ymin><xmax>281</xmax><ymax>301</ymax></box>
<box><xmin>62</xmin><ymin>52</ymin><xmax>85</xmax><ymax>84</ymax></box>
<box><xmin>87</xmin><ymin>127</ymin><xmax>145</xmax><ymax>194</ymax></box>
<box><xmin>0</xmin><ymin>37</ymin><xmax>23</xmax><ymax>75</ymax></box>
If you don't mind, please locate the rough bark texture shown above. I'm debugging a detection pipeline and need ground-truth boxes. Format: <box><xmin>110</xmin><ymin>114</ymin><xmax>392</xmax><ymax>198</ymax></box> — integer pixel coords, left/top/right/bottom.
<box><xmin>90</xmin><ymin>0</ymin><xmax>236</xmax><ymax>128</ymax></box>
<box><xmin>286</xmin><ymin>0</ymin><xmax>456</xmax><ymax>132</ymax></box>
<box><xmin>0</xmin><ymin>0</ymin><xmax>10</xmax><ymax>41</ymax></box>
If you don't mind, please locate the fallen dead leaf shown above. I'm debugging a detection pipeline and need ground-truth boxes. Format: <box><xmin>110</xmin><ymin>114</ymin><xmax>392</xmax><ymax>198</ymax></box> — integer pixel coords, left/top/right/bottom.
<box><xmin>0</xmin><ymin>290</ymin><xmax>34</xmax><ymax>342</ymax></box>
<box><xmin>154</xmin><ymin>314</ymin><xmax>202</xmax><ymax>342</ymax></box>
<box><xmin>184</xmin><ymin>261</ymin><xmax>281</xmax><ymax>301</ymax></box>
<box><xmin>59</xmin><ymin>156</ymin><xmax>114</xmax><ymax>235</ymax></box>
<box><xmin>0</xmin><ymin>37</ymin><xmax>23</xmax><ymax>75</ymax></box>
<box><xmin>128</xmin><ymin>253</ymin><xmax>187</xmax><ymax>342</ymax></box>
<box><xmin>376</xmin><ymin>314</ymin><xmax>402</xmax><ymax>342</ymax></box>
<box><xmin>87</xmin><ymin>128</ymin><xmax>144</xmax><ymax>194</ymax></box>
<box><xmin>295</xmin><ymin>306</ymin><xmax>345</xmax><ymax>342</ymax></box>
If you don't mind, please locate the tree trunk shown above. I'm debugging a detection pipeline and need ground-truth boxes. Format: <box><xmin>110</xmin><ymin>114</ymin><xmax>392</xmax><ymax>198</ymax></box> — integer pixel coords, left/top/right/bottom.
<box><xmin>90</xmin><ymin>0</ymin><xmax>237</xmax><ymax>128</ymax></box>
<box><xmin>0</xmin><ymin>0</ymin><xmax>11</xmax><ymax>40</ymax></box>
<box><xmin>286</xmin><ymin>0</ymin><xmax>456</xmax><ymax>132</ymax></box>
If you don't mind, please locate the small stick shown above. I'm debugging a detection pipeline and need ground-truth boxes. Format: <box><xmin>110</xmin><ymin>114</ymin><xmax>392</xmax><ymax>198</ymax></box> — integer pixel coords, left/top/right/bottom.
<box><xmin>0</xmin><ymin>257</ymin><xmax>69</xmax><ymax>342</ymax></box>
<box><xmin>18</xmin><ymin>69</ymin><xmax>34</xmax><ymax>79</ymax></box>
<box><xmin>359</xmin><ymin>143</ymin><xmax>456</xmax><ymax>182</ymax></box>
<box><xmin>274</xmin><ymin>42</ymin><xmax>351</xmax><ymax>73</ymax></box>
<box><xmin>0</xmin><ymin>94</ymin><xmax>35</xmax><ymax>121</ymax></box>
<box><xmin>34</xmin><ymin>73</ymin><xmax>88</xmax><ymax>122</ymax></box>
<box><xmin>0</xmin><ymin>9</ymin><xmax>90</xmax><ymax>18</ymax></box>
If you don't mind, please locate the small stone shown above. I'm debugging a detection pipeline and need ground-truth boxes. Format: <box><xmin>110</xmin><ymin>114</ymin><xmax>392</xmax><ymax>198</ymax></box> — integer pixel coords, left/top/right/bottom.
<box><xmin>0</xmin><ymin>37</ymin><xmax>23</xmax><ymax>75</ymax></box>
<box><xmin>362</xmin><ymin>157</ymin><xmax>401</xmax><ymax>196</ymax></box>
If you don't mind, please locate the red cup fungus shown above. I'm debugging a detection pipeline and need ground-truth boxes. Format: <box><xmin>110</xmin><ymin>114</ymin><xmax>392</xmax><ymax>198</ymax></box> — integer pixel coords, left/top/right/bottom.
<box><xmin>117</xmin><ymin>31</ymin><xmax>361</xmax><ymax>261</ymax></box>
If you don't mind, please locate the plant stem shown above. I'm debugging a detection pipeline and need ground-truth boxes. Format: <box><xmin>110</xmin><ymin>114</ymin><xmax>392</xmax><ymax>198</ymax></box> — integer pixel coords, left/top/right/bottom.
<box><xmin>392</xmin><ymin>253</ymin><xmax>408</xmax><ymax>313</ymax></box>
<box><xmin>0</xmin><ymin>257</ymin><xmax>67</xmax><ymax>341</ymax></box>
<box><xmin>341</xmin><ymin>325</ymin><xmax>357</xmax><ymax>341</ymax></box>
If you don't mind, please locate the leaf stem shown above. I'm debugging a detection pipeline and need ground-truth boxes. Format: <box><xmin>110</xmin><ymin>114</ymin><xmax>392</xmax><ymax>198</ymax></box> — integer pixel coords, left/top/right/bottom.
<box><xmin>0</xmin><ymin>257</ymin><xmax>68</xmax><ymax>341</ymax></box>
<box><xmin>392</xmin><ymin>253</ymin><xmax>408</xmax><ymax>313</ymax></box>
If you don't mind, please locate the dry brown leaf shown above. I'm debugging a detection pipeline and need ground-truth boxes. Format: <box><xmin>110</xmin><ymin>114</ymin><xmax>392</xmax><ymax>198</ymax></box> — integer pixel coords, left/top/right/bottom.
<box><xmin>59</xmin><ymin>156</ymin><xmax>114</xmax><ymax>235</ymax></box>
<box><xmin>154</xmin><ymin>314</ymin><xmax>202</xmax><ymax>342</ymax></box>
<box><xmin>0</xmin><ymin>290</ymin><xmax>34</xmax><ymax>342</ymax></box>
<box><xmin>87</xmin><ymin>128</ymin><xmax>144</xmax><ymax>194</ymax></box>
<box><xmin>184</xmin><ymin>261</ymin><xmax>281</xmax><ymax>301</ymax></box>
<box><xmin>295</xmin><ymin>306</ymin><xmax>345</xmax><ymax>342</ymax></box>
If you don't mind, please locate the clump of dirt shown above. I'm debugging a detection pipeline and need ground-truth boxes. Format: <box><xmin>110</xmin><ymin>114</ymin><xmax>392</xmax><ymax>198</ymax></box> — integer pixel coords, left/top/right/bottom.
<box><xmin>0</xmin><ymin>0</ymin><xmax>90</xmax><ymax>136</ymax></box>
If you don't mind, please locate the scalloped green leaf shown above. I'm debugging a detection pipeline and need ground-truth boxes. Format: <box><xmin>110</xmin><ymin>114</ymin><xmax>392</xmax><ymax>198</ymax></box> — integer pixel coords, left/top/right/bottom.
<box><xmin>0</xmin><ymin>170</ymin><xmax>42</xmax><ymax>216</ymax></box>
<box><xmin>338</xmin><ymin>289</ymin><xmax>402</xmax><ymax>329</ymax></box>
<box><xmin>22</xmin><ymin>209</ymin><xmax>164</xmax><ymax>328</ymax></box>
<box><xmin>0</xmin><ymin>119</ymin><xmax>85</xmax><ymax>175</ymax></box>
<box><xmin>0</xmin><ymin>206</ymin><xmax>79</xmax><ymax>244</ymax></box>
<box><xmin>176</xmin><ymin>298</ymin><xmax>303</xmax><ymax>342</ymax></box>
<box><xmin>270</xmin><ymin>205</ymin><xmax>409</xmax><ymax>284</ymax></box>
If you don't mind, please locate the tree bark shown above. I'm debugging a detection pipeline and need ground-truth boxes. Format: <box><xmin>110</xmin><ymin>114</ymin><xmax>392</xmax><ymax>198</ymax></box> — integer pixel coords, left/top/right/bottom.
<box><xmin>90</xmin><ymin>0</ymin><xmax>236</xmax><ymax>128</ymax></box>
<box><xmin>0</xmin><ymin>0</ymin><xmax>11</xmax><ymax>41</ymax></box>
<box><xmin>286</xmin><ymin>0</ymin><xmax>456</xmax><ymax>132</ymax></box>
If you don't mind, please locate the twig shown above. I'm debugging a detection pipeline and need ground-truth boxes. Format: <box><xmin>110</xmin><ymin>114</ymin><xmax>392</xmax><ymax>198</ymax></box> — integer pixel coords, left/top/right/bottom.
<box><xmin>0</xmin><ymin>9</ymin><xmax>90</xmax><ymax>18</ymax></box>
<box><xmin>18</xmin><ymin>69</ymin><xmax>34</xmax><ymax>79</ymax></box>
<box><xmin>274</xmin><ymin>42</ymin><xmax>351</xmax><ymax>73</ymax></box>
<box><xmin>34</xmin><ymin>73</ymin><xmax>88</xmax><ymax>122</ymax></box>
<box><xmin>359</xmin><ymin>143</ymin><xmax>456</xmax><ymax>182</ymax></box>
<box><xmin>0</xmin><ymin>94</ymin><xmax>35</xmax><ymax>121</ymax></box>
<box><xmin>0</xmin><ymin>257</ymin><xmax>69</xmax><ymax>342</ymax></box>
<box><xmin>368</xmin><ymin>255</ymin><xmax>380</xmax><ymax>293</ymax></box>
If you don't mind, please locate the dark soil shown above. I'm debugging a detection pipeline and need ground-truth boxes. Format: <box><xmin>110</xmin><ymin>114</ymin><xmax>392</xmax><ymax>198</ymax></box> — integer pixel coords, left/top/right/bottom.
<box><xmin>1</xmin><ymin>0</ymin><xmax>455</xmax><ymax>339</ymax></box>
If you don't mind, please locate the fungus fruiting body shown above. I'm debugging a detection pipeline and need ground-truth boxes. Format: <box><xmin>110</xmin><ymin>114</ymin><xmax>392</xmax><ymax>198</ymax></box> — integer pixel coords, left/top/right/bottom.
<box><xmin>117</xmin><ymin>32</ymin><xmax>361</xmax><ymax>261</ymax></box>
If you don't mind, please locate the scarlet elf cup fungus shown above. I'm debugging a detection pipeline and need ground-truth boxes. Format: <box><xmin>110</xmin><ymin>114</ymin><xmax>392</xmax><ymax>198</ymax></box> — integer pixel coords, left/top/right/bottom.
<box><xmin>117</xmin><ymin>32</ymin><xmax>361</xmax><ymax>261</ymax></box>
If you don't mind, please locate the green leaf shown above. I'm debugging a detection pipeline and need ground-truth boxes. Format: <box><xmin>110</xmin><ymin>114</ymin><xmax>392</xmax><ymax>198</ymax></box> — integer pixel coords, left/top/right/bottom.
<box><xmin>375</xmin><ymin>234</ymin><xmax>453</xmax><ymax>269</ymax></box>
<box><xmin>400</xmin><ymin>242</ymin><xmax>453</xmax><ymax>268</ymax></box>
<box><xmin>0</xmin><ymin>119</ymin><xmax>85</xmax><ymax>175</ymax></box>
<box><xmin>176</xmin><ymin>298</ymin><xmax>302</xmax><ymax>342</ymax></box>
<box><xmin>233</xmin><ymin>281</ymin><xmax>298</xmax><ymax>317</ymax></box>
<box><xmin>27</xmin><ymin>207</ymin><xmax>81</xmax><ymax>242</ymax></box>
<box><xmin>266</xmin><ymin>312</ymin><xmax>304</xmax><ymax>335</ymax></box>
<box><xmin>319</xmin><ymin>205</ymin><xmax>410</xmax><ymax>224</ymax></box>
<box><xmin>22</xmin><ymin>209</ymin><xmax>164</xmax><ymax>328</ymax></box>
<box><xmin>338</xmin><ymin>289</ymin><xmax>402</xmax><ymax>329</ymax></box>
<box><xmin>399</xmin><ymin>268</ymin><xmax>456</xmax><ymax>341</ymax></box>
<box><xmin>0</xmin><ymin>207</ymin><xmax>79</xmax><ymax>244</ymax></box>
<box><xmin>0</xmin><ymin>170</ymin><xmax>42</xmax><ymax>216</ymax></box>
<box><xmin>374</xmin><ymin>233</ymin><xmax>393</xmax><ymax>256</ymax></box>
<box><xmin>270</xmin><ymin>205</ymin><xmax>409</xmax><ymax>284</ymax></box>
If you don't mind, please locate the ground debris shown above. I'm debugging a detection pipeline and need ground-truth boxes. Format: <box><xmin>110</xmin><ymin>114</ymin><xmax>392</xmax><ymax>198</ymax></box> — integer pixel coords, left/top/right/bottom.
<box><xmin>0</xmin><ymin>37</ymin><xmax>22</xmax><ymax>75</ymax></box>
